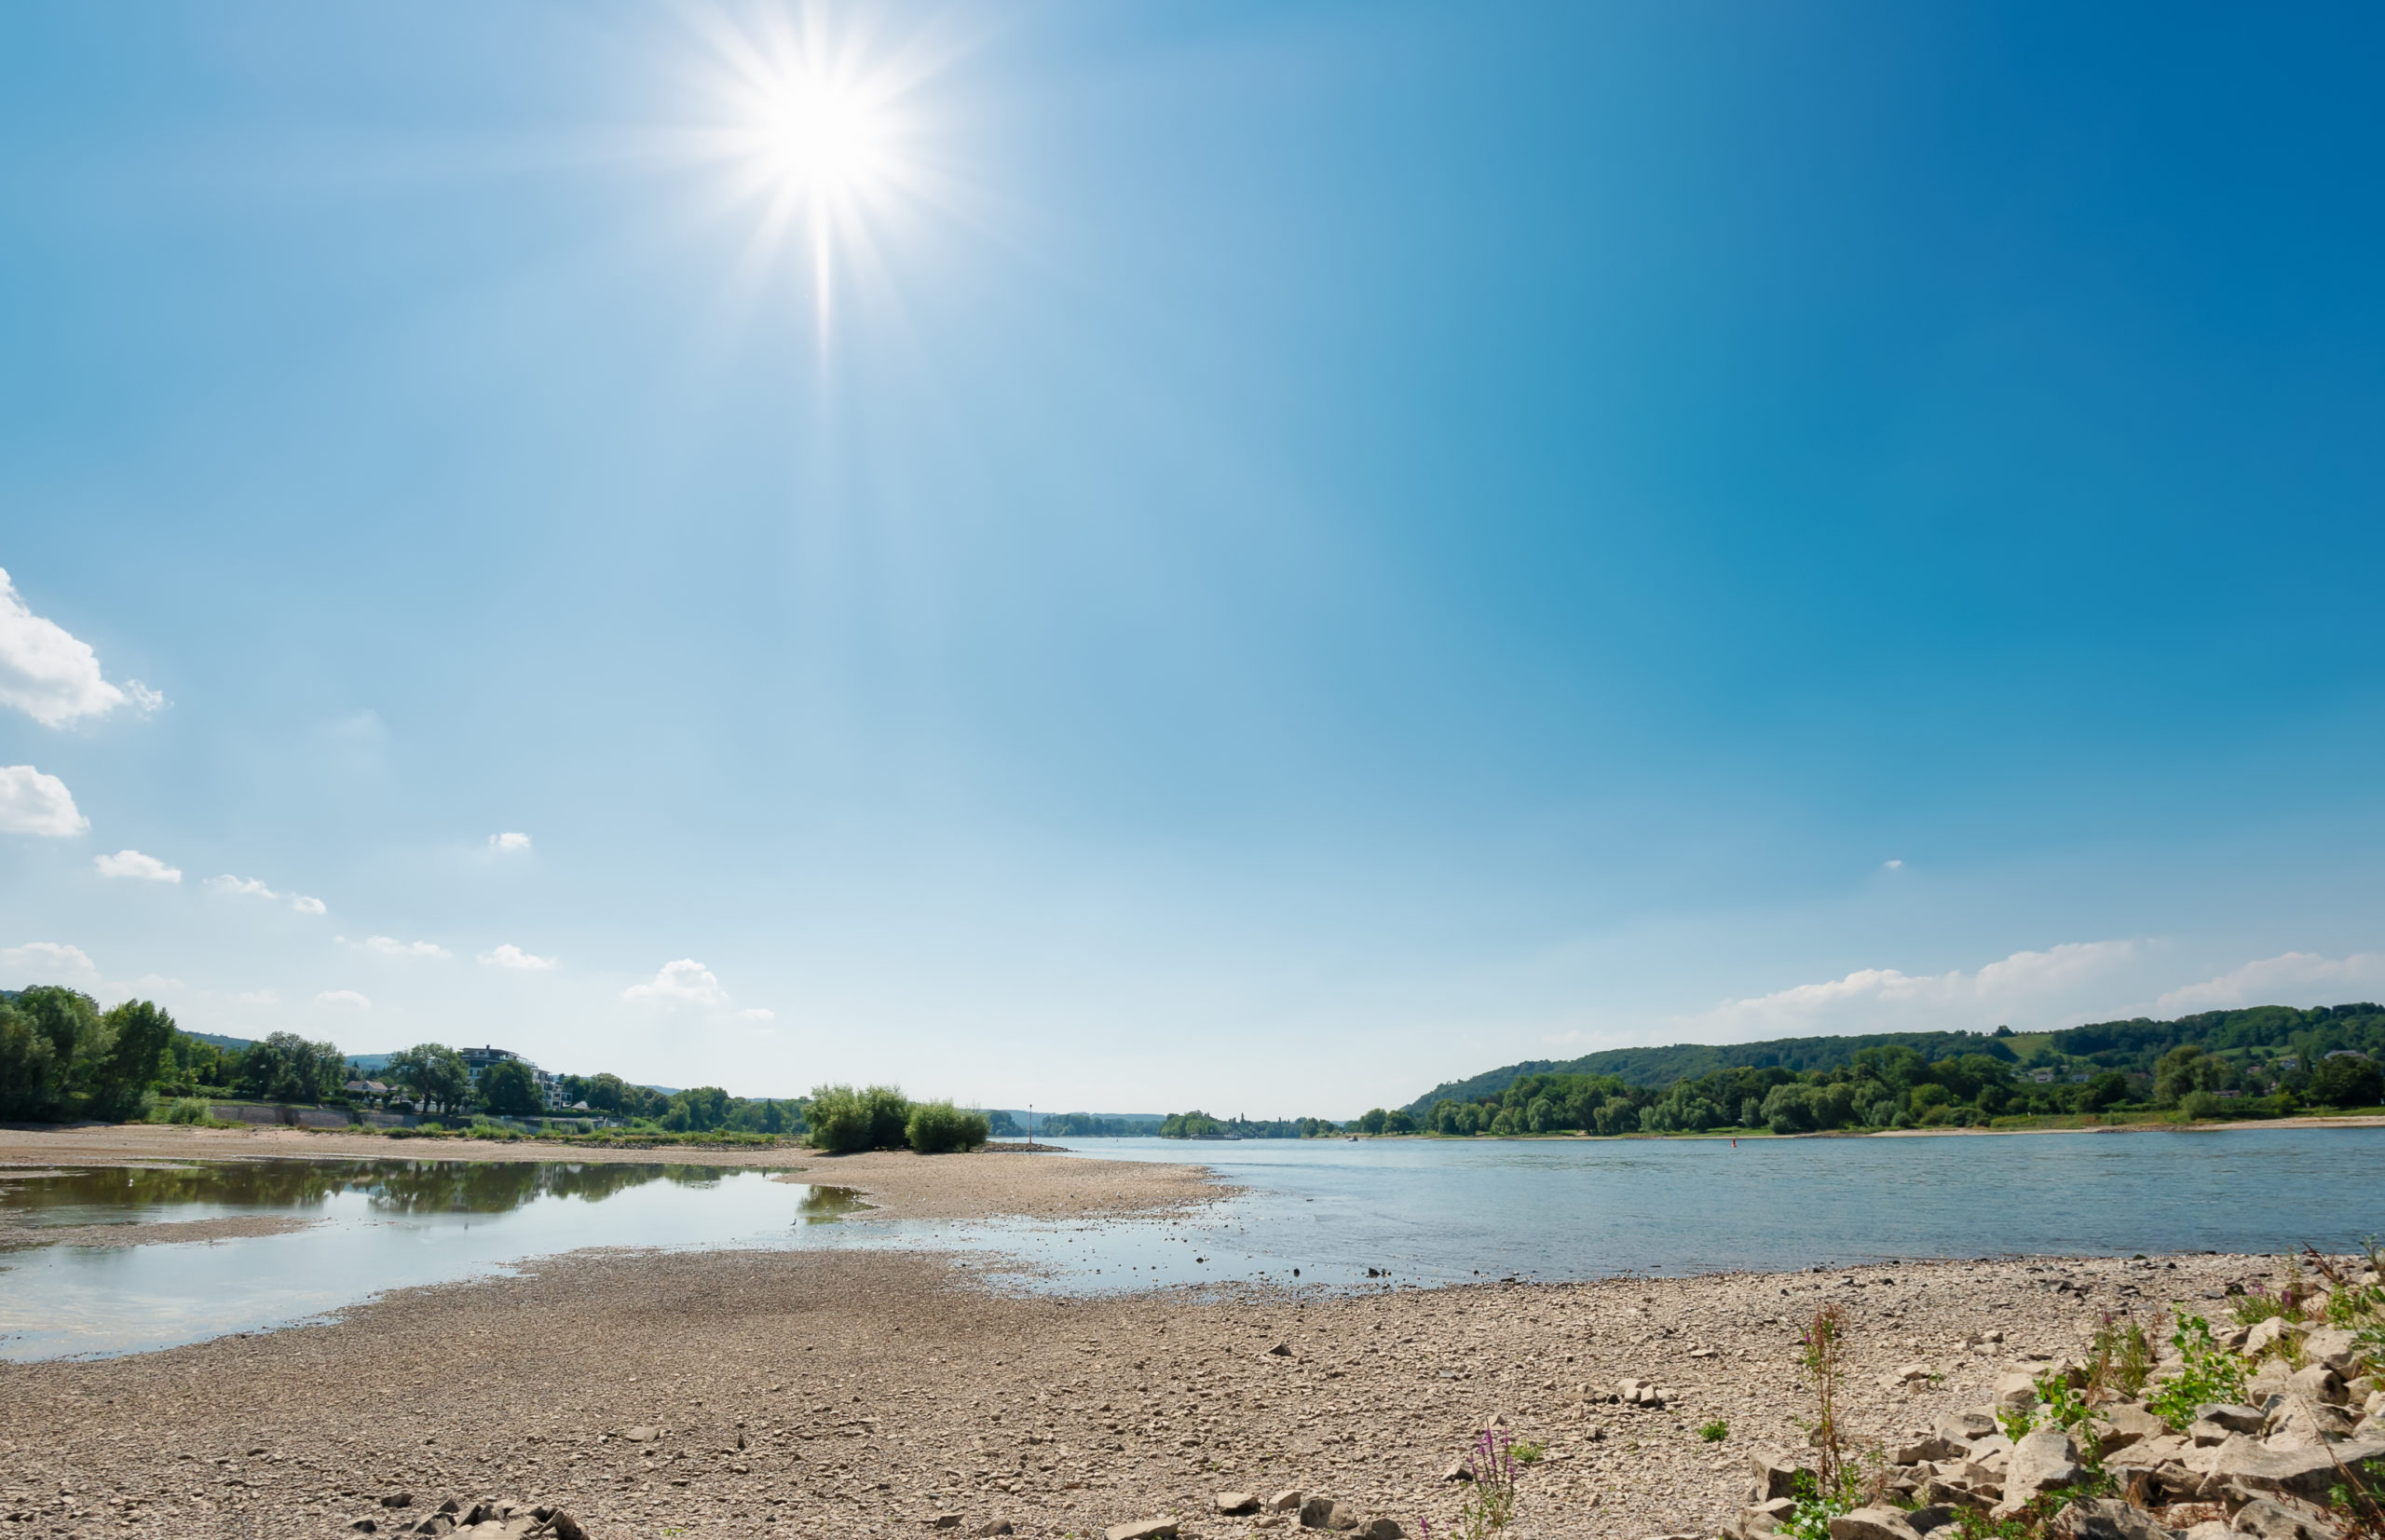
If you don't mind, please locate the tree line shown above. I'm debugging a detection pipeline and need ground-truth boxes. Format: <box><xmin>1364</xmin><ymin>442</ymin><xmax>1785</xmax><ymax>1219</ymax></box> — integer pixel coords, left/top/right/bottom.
<box><xmin>1157</xmin><ymin>1111</ymin><xmax>1343</xmax><ymax>1138</ymax></box>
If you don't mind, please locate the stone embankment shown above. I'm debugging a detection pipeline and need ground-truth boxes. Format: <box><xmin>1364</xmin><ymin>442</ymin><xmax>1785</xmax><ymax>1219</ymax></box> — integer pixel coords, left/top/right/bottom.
<box><xmin>1729</xmin><ymin>1257</ymin><xmax>2383</xmax><ymax>1540</ymax></box>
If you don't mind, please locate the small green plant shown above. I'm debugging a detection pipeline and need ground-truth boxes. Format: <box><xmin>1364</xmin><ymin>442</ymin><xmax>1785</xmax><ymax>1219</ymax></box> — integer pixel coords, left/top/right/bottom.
<box><xmin>2088</xmin><ymin>1312</ymin><xmax>2160</xmax><ymax>1401</ymax></box>
<box><xmin>1797</xmin><ymin>1302</ymin><xmax>1851</xmax><ymax>1497</ymax></box>
<box><xmin>1426</xmin><ymin>1428</ymin><xmax>1520</xmax><ymax>1540</ymax></box>
<box><xmin>2146</xmin><ymin>1314</ymin><xmax>2248</xmax><ymax>1429</ymax></box>
<box><xmin>1699</xmin><ymin>1420</ymin><xmax>1729</xmax><ymax>1443</ymax></box>
<box><xmin>1510</xmin><ymin>1440</ymin><xmax>1546</xmax><ymax>1465</ymax></box>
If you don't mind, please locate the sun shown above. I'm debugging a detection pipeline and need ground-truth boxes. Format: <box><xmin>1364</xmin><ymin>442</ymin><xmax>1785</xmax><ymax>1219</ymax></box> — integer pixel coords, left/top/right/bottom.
<box><xmin>756</xmin><ymin>78</ymin><xmax>888</xmax><ymax>198</ymax></box>
<box><xmin>678</xmin><ymin>4</ymin><xmax>947</xmax><ymax>348</ymax></box>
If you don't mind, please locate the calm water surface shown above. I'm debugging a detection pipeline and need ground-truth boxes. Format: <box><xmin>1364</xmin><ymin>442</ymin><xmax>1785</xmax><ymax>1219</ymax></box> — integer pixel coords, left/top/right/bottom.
<box><xmin>2</xmin><ymin>1126</ymin><xmax>2378</xmax><ymax>1362</ymax></box>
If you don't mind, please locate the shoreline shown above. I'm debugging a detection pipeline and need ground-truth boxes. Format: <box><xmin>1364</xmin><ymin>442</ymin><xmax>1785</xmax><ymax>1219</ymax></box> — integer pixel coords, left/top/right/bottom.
<box><xmin>1317</xmin><ymin>1111</ymin><xmax>2385</xmax><ymax>1142</ymax></box>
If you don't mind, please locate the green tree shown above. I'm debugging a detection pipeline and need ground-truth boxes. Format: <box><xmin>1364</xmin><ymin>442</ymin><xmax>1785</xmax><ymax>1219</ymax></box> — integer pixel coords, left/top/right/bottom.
<box><xmin>2308</xmin><ymin>1053</ymin><xmax>2382</xmax><ymax>1108</ymax></box>
<box><xmin>90</xmin><ymin>1000</ymin><xmax>176</xmax><ymax>1121</ymax></box>
<box><xmin>479</xmin><ymin>1057</ymin><xmax>545</xmax><ymax>1117</ymax></box>
<box><xmin>906</xmin><ymin>1100</ymin><xmax>990</xmax><ymax>1152</ymax></box>
<box><xmin>0</xmin><ymin>988</ymin><xmax>177</xmax><ymax>1122</ymax></box>
<box><xmin>388</xmin><ymin>1043</ymin><xmax>471</xmax><ymax>1116</ymax></box>
<box><xmin>236</xmin><ymin>1031</ymin><xmax>344</xmax><ymax>1103</ymax></box>
<box><xmin>807</xmin><ymin>1083</ymin><xmax>911</xmax><ymax>1152</ymax></box>
<box><xmin>1356</xmin><ymin>1108</ymin><xmax>1389</xmax><ymax>1135</ymax></box>
<box><xmin>1383</xmin><ymin>1108</ymin><xmax>1417</xmax><ymax>1134</ymax></box>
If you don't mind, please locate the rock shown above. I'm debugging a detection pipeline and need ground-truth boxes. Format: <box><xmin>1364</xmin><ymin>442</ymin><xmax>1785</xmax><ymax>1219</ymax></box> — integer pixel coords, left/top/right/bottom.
<box><xmin>2249</xmin><ymin>1361</ymin><xmax>2296</xmax><ymax>1401</ymax></box>
<box><xmin>1438</xmin><ymin>1462</ymin><xmax>1472</xmax><ymax>1482</ymax></box>
<box><xmin>2228</xmin><ymin>1496</ymin><xmax>2341</xmax><ymax>1540</ymax></box>
<box><xmin>2198</xmin><ymin>1406</ymin><xmax>2268</xmax><ymax>1435</ymax></box>
<box><xmin>1217</xmin><ymin>1493</ymin><xmax>1260</xmax><ymax>1515</ymax></box>
<box><xmin>1905</xmin><ymin>1506</ymin><xmax>1956</xmax><ymax>1534</ymax></box>
<box><xmin>2094</xmin><ymin>1403</ymin><xmax>2172</xmax><ymax>1455</ymax></box>
<box><xmin>2183</xmin><ymin>1524</ymin><xmax>2235</xmax><ymax>1540</ymax></box>
<box><xmin>1356</xmin><ymin>1522</ymin><xmax>1406</xmax><ymax>1540</ymax></box>
<box><xmin>975</xmin><ymin>1524</ymin><xmax>1015</xmax><ymax>1538</ymax></box>
<box><xmin>382</xmin><ymin>1494</ymin><xmax>416</xmax><ymax>1510</ymax></box>
<box><xmin>1829</xmin><ymin>1507</ymin><xmax>1925</xmax><ymax>1540</ymax></box>
<box><xmin>1740</xmin><ymin>1498</ymin><xmax>1798</xmax><ymax>1535</ymax></box>
<box><xmin>2283</xmin><ymin>1365</ymin><xmax>2347</xmax><ymax>1408</ymax></box>
<box><xmin>2192</xmin><ymin>1420</ymin><xmax>2240</xmax><ymax>1448</ymax></box>
<box><xmin>350</xmin><ymin>1524</ymin><xmax>378</xmax><ymax>1535</ymax></box>
<box><xmin>2262</xmin><ymin>1399</ymin><xmax>2355</xmax><ymax>1449</ymax></box>
<box><xmin>544</xmin><ymin>1516</ymin><xmax>588</xmax><ymax>1540</ymax></box>
<box><xmin>1268</xmin><ymin>1490</ymin><xmax>1305</xmax><ymax>1512</ymax></box>
<box><xmin>1994</xmin><ymin>1427</ymin><xmax>2081</xmax><ymax>1518</ymax></box>
<box><xmin>1995</xmin><ymin>1371</ymin><xmax>2041</xmax><ymax>1409</ymax></box>
<box><xmin>1106</xmin><ymin>1523</ymin><xmax>1180</xmax><ymax>1540</ymax></box>
<box><xmin>1893</xmin><ymin>1437</ymin><xmax>1965</xmax><ymax>1466</ymax></box>
<box><xmin>2242</xmin><ymin>1320</ymin><xmax>2294</xmax><ymax>1358</ymax></box>
<box><xmin>1940</xmin><ymin>1411</ymin><xmax>1999</xmax><ymax>1443</ymax></box>
<box><xmin>2300</xmin><ymin>1329</ymin><xmax>2359</xmax><ymax>1374</ymax></box>
<box><xmin>623</xmin><ymin>1424</ymin><xmax>661</xmax><ymax>1443</ymax></box>
<box><xmin>2061</xmin><ymin>1496</ymin><xmax>2178</xmax><ymax>1540</ymax></box>
<box><xmin>1749</xmin><ymin>1451</ymin><xmax>1805</xmax><ymax>1503</ymax></box>
<box><xmin>928</xmin><ymin>1515</ymin><xmax>962</xmax><ymax>1531</ymax></box>
<box><xmin>1300</xmin><ymin>1496</ymin><xmax>1360</xmax><ymax>1531</ymax></box>
<box><xmin>2199</xmin><ymin>1435</ymin><xmax>2385</xmax><ymax>1503</ymax></box>
<box><xmin>1266</xmin><ymin>1342</ymin><xmax>1292</xmax><ymax>1356</ymax></box>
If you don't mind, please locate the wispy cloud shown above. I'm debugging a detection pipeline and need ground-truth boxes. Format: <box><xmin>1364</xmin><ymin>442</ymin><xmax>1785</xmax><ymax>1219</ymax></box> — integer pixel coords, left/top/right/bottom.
<box><xmin>315</xmin><ymin>989</ymin><xmax>371</xmax><ymax>1009</ymax></box>
<box><xmin>480</xmin><ymin>943</ymin><xmax>559</xmax><ymax>972</ymax></box>
<box><xmin>2155</xmin><ymin>951</ymin><xmax>2385</xmax><ymax>1015</ymax></box>
<box><xmin>736</xmin><ymin>1006</ymin><xmax>775</xmax><ymax>1021</ymax></box>
<box><xmin>3</xmin><ymin>941</ymin><xmax>98</xmax><ymax>978</ymax></box>
<box><xmin>0</xmin><ymin>567</ymin><xmax>164</xmax><ymax>728</ymax></box>
<box><xmin>623</xmin><ymin>958</ymin><xmax>729</xmax><ymax>1006</ymax></box>
<box><xmin>1681</xmin><ymin>940</ymin><xmax>2142</xmax><ymax>1039</ymax></box>
<box><xmin>0</xmin><ymin>765</ymin><xmax>89</xmax><ymax>837</ymax></box>
<box><xmin>94</xmin><ymin>849</ymin><xmax>182</xmax><ymax>882</ymax></box>
<box><xmin>488</xmin><ymin>831</ymin><xmax>532</xmax><ymax>853</ymax></box>
<box><xmin>360</xmin><ymin>935</ymin><xmax>448</xmax><ymax>960</ymax></box>
<box><xmin>210</xmin><ymin>875</ymin><xmax>327</xmax><ymax>916</ymax></box>
<box><xmin>235</xmin><ymin>988</ymin><xmax>279</xmax><ymax>1007</ymax></box>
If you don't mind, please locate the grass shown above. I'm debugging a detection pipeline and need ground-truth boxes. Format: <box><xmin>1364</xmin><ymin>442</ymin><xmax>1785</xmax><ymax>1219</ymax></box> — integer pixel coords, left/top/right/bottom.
<box><xmin>1699</xmin><ymin>1420</ymin><xmax>1729</xmax><ymax>1442</ymax></box>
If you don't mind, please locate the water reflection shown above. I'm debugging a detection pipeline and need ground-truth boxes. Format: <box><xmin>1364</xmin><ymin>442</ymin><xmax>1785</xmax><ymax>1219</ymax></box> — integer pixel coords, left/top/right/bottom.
<box><xmin>0</xmin><ymin>1159</ymin><xmax>743</xmax><ymax>1227</ymax></box>
<box><xmin>796</xmin><ymin>1184</ymin><xmax>871</xmax><ymax>1222</ymax></box>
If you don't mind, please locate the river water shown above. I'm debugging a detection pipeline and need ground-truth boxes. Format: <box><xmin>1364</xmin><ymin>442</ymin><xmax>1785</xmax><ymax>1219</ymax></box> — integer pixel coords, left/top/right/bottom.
<box><xmin>1</xmin><ymin>1125</ymin><xmax>2378</xmax><ymax>1362</ymax></box>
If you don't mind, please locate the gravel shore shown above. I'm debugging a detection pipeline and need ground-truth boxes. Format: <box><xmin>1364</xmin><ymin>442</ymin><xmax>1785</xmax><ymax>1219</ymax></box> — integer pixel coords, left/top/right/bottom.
<box><xmin>0</xmin><ymin>1130</ymin><xmax>2287</xmax><ymax>1540</ymax></box>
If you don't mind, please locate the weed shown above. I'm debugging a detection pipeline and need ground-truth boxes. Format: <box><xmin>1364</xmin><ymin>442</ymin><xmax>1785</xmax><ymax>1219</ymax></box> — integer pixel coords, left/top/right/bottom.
<box><xmin>1441</xmin><ymin>1428</ymin><xmax>1520</xmax><ymax>1540</ymax></box>
<box><xmin>1699</xmin><ymin>1420</ymin><xmax>1729</xmax><ymax>1443</ymax></box>
<box><xmin>2087</xmin><ymin>1312</ymin><xmax>2160</xmax><ymax>1401</ymax></box>
<box><xmin>1510</xmin><ymin>1441</ymin><xmax>1545</xmax><ymax>1466</ymax></box>
<box><xmin>1797</xmin><ymin>1302</ymin><xmax>1852</xmax><ymax>1497</ymax></box>
<box><xmin>2146</xmin><ymin>1314</ymin><xmax>2248</xmax><ymax>1430</ymax></box>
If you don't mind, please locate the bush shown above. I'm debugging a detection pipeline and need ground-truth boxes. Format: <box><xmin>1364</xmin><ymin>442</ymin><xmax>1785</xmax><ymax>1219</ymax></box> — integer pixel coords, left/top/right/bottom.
<box><xmin>162</xmin><ymin>1097</ymin><xmax>210</xmax><ymax>1124</ymax></box>
<box><xmin>906</xmin><ymin>1100</ymin><xmax>991</xmax><ymax>1153</ymax></box>
<box><xmin>806</xmin><ymin>1083</ymin><xmax>912</xmax><ymax>1152</ymax></box>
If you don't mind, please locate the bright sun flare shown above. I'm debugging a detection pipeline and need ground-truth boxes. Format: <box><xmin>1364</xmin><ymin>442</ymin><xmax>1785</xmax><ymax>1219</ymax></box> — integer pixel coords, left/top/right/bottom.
<box><xmin>756</xmin><ymin>81</ymin><xmax>886</xmax><ymax>197</ymax></box>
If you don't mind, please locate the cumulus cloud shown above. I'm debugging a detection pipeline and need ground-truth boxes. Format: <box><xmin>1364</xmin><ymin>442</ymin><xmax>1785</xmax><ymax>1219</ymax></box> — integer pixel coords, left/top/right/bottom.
<box><xmin>489</xmin><ymin>831</ymin><xmax>532</xmax><ymax>853</ymax></box>
<box><xmin>1882</xmin><ymin>859</ymin><xmax>1904</xmax><ymax>870</ymax></box>
<box><xmin>2155</xmin><ymin>952</ymin><xmax>2385</xmax><ymax>1015</ymax></box>
<box><xmin>479</xmin><ymin>943</ymin><xmax>559</xmax><ymax>972</ymax></box>
<box><xmin>0</xmin><ymin>765</ymin><xmax>89</xmax><ymax>837</ymax></box>
<box><xmin>1681</xmin><ymin>940</ymin><xmax>2142</xmax><ymax>1040</ymax></box>
<box><xmin>623</xmin><ymin>958</ymin><xmax>729</xmax><ymax>1006</ymax></box>
<box><xmin>4</xmin><ymin>941</ymin><xmax>98</xmax><ymax>978</ymax></box>
<box><xmin>315</xmin><ymin>989</ymin><xmax>370</xmax><ymax>1009</ymax></box>
<box><xmin>289</xmin><ymin>894</ymin><xmax>326</xmax><ymax>916</ymax></box>
<box><xmin>0</xmin><ymin>568</ymin><xmax>163</xmax><ymax>728</ymax></box>
<box><xmin>94</xmin><ymin>849</ymin><xmax>182</xmax><ymax>882</ymax></box>
<box><xmin>360</xmin><ymin>935</ymin><xmax>447</xmax><ymax>960</ymax></box>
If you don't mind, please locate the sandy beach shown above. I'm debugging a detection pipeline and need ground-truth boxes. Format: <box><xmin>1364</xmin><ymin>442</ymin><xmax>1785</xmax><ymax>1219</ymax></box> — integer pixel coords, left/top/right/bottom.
<box><xmin>0</xmin><ymin>1125</ymin><xmax>2298</xmax><ymax>1540</ymax></box>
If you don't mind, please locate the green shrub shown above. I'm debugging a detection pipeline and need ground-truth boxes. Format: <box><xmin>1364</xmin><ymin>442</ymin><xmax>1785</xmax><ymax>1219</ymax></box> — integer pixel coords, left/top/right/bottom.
<box><xmin>2147</xmin><ymin>1315</ymin><xmax>2247</xmax><ymax>1428</ymax></box>
<box><xmin>806</xmin><ymin>1083</ymin><xmax>912</xmax><ymax>1152</ymax></box>
<box><xmin>906</xmin><ymin>1100</ymin><xmax>990</xmax><ymax>1153</ymax></box>
<box><xmin>1699</xmin><ymin>1420</ymin><xmax>1729</xmax><ymax>1442</ymax></box>
<box><xmin>161</xmin><ymin>1097</ymin><xmax>211</xmax><ymax>1124</ymax></box>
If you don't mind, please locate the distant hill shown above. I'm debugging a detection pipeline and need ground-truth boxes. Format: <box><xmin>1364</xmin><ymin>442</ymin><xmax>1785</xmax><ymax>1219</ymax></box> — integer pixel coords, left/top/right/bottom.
<box><xmin>1402</xmin><ymin>1002</ymin><xmax>2385</xmax><ymax>1114</ymax></box>
<box><xmin>188</xmin><ymin>1031</ymin><xmax>256</xmax><ymax>1052</ymax></box>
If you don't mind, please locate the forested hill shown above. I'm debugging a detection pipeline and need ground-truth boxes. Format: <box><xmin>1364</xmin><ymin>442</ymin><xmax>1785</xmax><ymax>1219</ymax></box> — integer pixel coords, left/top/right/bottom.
<box><xmin>1403</xmin><ymin>1031</ymin><xmax>2008</xmax><ymax>1113</ymax></box>
<box><xmin>1402</xmin><ymin>1002</ymin><xmax>2385</xmax><ymax>1116</ymax></box>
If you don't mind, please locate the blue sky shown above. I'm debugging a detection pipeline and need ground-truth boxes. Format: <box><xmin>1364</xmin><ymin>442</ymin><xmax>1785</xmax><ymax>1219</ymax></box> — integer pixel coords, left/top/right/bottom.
<box><xmin>3</xmin><ymin>2</ymin><xmax>2381</xmax><ymax>1114</ymax></box>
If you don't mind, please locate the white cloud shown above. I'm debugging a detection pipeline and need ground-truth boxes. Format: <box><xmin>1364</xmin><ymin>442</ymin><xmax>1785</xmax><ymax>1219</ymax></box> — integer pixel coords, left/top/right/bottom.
<box><xmin>736</xmin><ymin>1006</ymin><xmax>775</xmax><ymax>1021</ymax></box>
<box><xmin>289</xmin><ymin>894</ymin><xmax>326</xmax><ymax>916</ymax></box>
<box><xmin>0</xmin><ymin>567</ymin><xmax>163</xmax><ymax>727</ymax></box>
<box><xmin>1882</xmin><ymin>858</ymin><xmax>1904</xmax><ymax>870</ymax></box>
<box><xmin>315</xmin><ymin>989</ymin><xmax>371</xmax><ymax>1009</ymax></box>
<box><xmin>361</xmin><ymin>935</ymin><xmax>447</xmax><ymax>960</ymax></box>
<box><xmin>236</xmin><ymin>989</ymin><xmax>279</xmax><ymax>1006</ymax></box>
<box><xmin>0</xmin><ymin>765</ymin><xmax>89</xmax><ymax>837</ymax></box>
<box><xmin>480</xmin><ymin>943</ymin><xmax>559</xmax><ymax>972</ymax></box>
<box><xmin>2155</xmin><ymin>952</ymin><xmax>2385</xmax><ymax>1015</ymax></box>
<box><xmin>488</xmin><ymin>831</ymin><xmax>532</xmax><ymax>853</ymax></box>
<box><xmin>210</xmin><ymin>875</ymin><xmax>279</xmax><ymax>899</ymax></box>
<box><xmin>94</xmin><ymin>849</ymin><xmax>182</xmax><ymax>883</ymax></box>
<box><xmin>1683</xmin><ymin>940</ymin><xmax>2142</xmax><ymax>1040</ymax></box>
<box><xmin>4</xmin><ymin>941</ymin><xmax>98</xmax><ymax>978</ymax></box>
<box><xmin>623</xmin><ymin>958</ymin><xmax>729</xmax><ymax>1006</ymax></box>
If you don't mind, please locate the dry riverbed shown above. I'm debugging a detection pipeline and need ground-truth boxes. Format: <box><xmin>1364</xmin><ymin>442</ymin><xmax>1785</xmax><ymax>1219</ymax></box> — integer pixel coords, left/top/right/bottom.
<box><xmin>0</xmin><ymin>1130</ymin><xmax>2300</xmax><ymax>1540</ymax></box>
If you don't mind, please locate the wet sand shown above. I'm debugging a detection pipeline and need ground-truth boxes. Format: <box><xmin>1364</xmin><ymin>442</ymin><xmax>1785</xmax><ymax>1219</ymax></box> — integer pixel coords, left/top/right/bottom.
<box><xmin>0</xmin><ymin>1124</ymin><xmax>2285</xmax><ymax>1540</ymax></box>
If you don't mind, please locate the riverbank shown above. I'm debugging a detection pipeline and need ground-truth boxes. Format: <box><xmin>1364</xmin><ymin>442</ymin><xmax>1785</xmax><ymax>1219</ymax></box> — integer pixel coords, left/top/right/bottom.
<box><xmin>0</xmin><ymin>1124</ymin><xmax>2313</xmax><ymax>1540</ymax></box>
<box><xmin>1324</xmin><ymin>1111</ymin><xmax>2385</xmax><ymax>1142</ymax></box>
